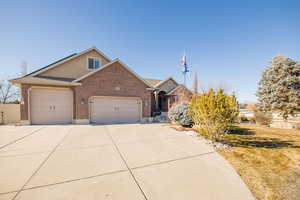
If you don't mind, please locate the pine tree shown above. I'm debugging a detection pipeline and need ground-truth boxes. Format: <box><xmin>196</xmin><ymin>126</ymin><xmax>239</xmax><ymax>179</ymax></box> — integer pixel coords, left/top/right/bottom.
<box><xmin>256</xmin><ymin>55</ymin><xmax>300</xmax><ymax>120</ymax></box>
<box><xmin>20</xmin><ymin>61</ymin><xmax>28</xmax><ymax>76</ymax></box>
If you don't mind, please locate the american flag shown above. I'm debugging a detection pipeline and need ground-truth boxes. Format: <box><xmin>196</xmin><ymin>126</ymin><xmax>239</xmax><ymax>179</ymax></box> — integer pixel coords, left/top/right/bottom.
<box><xmin>181</xmin><ymin>55</ymin><xmax>189</xmax><ymax>73</ymax></box>
<box><xmin>181</xmin><ymin>55</ymin><xmax>187</xmax><ymax>66</ymax></box>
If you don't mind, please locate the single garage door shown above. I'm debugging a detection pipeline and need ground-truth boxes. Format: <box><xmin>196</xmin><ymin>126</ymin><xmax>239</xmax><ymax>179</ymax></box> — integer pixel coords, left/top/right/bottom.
<box><xmin>30</xmin><ymin>88</ymin><xmax>73</xmax><ymax>124</ymax></box>
<box><xmin>90</xmin><ymin>97</ymin><xmax>141</xmax><ymax>124</ymax></box>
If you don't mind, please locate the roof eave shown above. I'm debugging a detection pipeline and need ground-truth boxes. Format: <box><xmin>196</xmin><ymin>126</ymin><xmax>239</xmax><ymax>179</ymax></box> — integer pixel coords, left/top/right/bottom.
<box><xmin>167</xmin><ymin>84</ymin><xmax>191</xmax><ymax>95</ymax></box>
<box><xmin>153</xmin><ymin>77</ymin><xmax>179</xmax><ymax>88</ymax></box>
<box><xmin>9</xmin><ymin>77</ymin><xmax>82</xmax><ymax>86</ymax></box>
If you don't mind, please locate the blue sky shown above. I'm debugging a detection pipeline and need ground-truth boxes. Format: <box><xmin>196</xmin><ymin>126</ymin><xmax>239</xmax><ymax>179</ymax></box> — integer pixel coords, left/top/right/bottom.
<box><xmin>1</xmin><ymin>0</ymin><xmax>300</xmax><ymax>102</ymax></box>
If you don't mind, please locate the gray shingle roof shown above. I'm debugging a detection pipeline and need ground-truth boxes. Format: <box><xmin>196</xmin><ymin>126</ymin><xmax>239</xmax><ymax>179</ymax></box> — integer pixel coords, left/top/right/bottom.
<box><xmin>25</xmin><ymin>53</ymin><xmax>77</xmax><ymax>77</ymax></box>
<box><xmin>143</xmin><ymin>78</ymin><xmax>162</xmax><ymax>87</ymax></box>
<box><xmin>34</xmin><ymin>75</ymin><xmax>76</xmax><ymax>82</ymax></box>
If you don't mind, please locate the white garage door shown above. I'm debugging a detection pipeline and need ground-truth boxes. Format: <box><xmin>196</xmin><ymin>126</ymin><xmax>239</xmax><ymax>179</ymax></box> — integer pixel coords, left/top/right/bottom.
<box><xmin>30</xmin><ymin>88</ymin><xmax>73</xmax><ymax>124</ymax></box>
<box><xmin>90</xmin><ymin>97</ymin><xmax>141</xmax><ymax>124</ymax></box>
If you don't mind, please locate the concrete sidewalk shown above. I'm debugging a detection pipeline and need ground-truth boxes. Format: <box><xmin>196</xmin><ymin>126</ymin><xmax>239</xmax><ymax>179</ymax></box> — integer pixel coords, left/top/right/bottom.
<box><xmin>0</xmin><ymin>124</ymin><xmax>254</xmax><ymax>200</ymax></box>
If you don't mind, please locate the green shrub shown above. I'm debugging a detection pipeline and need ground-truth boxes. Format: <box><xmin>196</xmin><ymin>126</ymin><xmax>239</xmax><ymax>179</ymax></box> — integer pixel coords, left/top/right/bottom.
<box><xmin>254</xmin><ymin>111</ymin><xmax>272</xmax><ymax>125</ymax></box>
<box><xmin>168</xmin><ymin>102</ymin><xmax>193</xmax><ymax>126</ymax></box>
<box><xmin>189</xmin><ymin>89</ymin><xmax>239</xmax><ymax>140</ymax></box>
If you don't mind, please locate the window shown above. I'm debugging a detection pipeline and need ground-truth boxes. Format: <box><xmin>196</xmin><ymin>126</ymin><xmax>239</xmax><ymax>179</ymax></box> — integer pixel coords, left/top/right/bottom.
<box><xmin>174</xmin><ymin>96</ymin><xmax>178</xmax><ymax>102</ymax></box>
<box><xmin>88</xmin><ymin>58</ymin><xmax>101</xmax><ymax>69</ymax></box>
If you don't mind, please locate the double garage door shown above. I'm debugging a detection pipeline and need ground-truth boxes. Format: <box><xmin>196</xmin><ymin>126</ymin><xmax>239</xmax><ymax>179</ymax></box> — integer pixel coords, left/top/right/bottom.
<box><xmin>90</xmin><ymin>97</ymin><xmax>141</xmax><ymax>124</ymax></box>
<box><xmin>30</xmin><ymin>88</ymin><xmax>141</xmax><ymax>124</ymax></box>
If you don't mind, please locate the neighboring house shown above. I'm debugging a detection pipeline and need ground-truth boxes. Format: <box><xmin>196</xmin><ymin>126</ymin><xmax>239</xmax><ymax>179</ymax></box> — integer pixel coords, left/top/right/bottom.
<box><xmin>272</xmin><ymin>113</ymin><xmax>300</xmax><ymax>119</ymax></box>
<box><xmin>10</xmin><ymin>47</ymin><xmax>192</xmax><ymax>125</ymax></box>
<box><xmin>239</xmin><ymin>109</ymin><xmax>255</xmax><ymax>118</ymax></box>
<box><xmin>271</xmin><ymin>112</ymin><xmax>300</xmax><ymax>129</ymax></box>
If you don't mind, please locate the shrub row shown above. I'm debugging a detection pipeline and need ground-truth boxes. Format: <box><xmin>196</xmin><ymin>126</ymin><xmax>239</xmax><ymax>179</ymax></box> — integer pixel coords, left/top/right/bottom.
<box><xmin>168</xmin><ymin>89</ymin><xmax>239</xmax><ymax>141</ymax></box>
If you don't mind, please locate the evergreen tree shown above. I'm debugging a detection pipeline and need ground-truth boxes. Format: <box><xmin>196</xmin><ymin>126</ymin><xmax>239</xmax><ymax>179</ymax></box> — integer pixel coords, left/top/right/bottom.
<box><xmin>256</xmin><ymin>55</ymin><xmax>300</xmax><ymax>120</ymax></box>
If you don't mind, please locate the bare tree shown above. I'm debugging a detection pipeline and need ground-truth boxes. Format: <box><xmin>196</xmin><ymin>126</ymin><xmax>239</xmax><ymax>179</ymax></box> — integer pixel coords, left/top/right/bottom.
<box><xmin>201</xmin><ymin>81</ymin><xmax>233</xmax><ymax>94</ymax></box>
<box><xmin>192</xmin><ymin>70</ymin><xmax>199</xmax><ymax>94</ymax></box>
<box><xmin>0</xmin><ymin>80</ymin><xmax>19</xmax><ymax>104</ymax></box>
<box><xmin>20</xmin><ymin>61</ymin><xmax>28</xmax><ymax>76</ymax></box>
<box><xmin>0</xmin><ymin>61</ymin><xmax>27</xmax><ymax>104</ymax></box>
<box><xmin>246</xmin><ymin>102</ymin><xmax>257</xmax><ymax>112</ymax></box>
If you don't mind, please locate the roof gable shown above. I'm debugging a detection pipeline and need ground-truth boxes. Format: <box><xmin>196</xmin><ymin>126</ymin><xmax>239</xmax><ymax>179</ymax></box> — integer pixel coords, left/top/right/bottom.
<box><xmin>154</xmin><ymin>77</ymin><xmax>178</xmax><ymax>88</ymax></box>
<box><xmin>73</xmin><ymin>59</ymin><xmax>154</xmax><ymax>89</ymax></box>
<box><xmin>167</xmin><ymin>84</ymin><xmax>192</xmax><ymax>95</ymax></box>
<box><xmin>28</xmin><ymin>47</ymin><xmax>111</xmax><ymax>78</ymax></box>
<box><xmin>155</xmin><ymin>77</ymin><xmax>179</xmax><ymax>93</ymax></box>
<box><xmin>143</xmin><ymin>78</ymin><xmax>162</xmax><ymax>87</ymax></box>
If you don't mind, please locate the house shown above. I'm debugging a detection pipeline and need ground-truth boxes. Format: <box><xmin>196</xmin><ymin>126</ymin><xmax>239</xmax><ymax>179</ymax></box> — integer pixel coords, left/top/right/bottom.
<box><xmin>239</xmin><ymin>109</ymin><xmax>255</xmax><ymax>118</ymax></box>
<box><xmin>10</xmin><ymin>47</ymin><xmax>192</xmax><ymax>125</ymax></box>
<box><xmin>144</xmin><ymin>77</ymin><xmax>192</xmax><ymax>114</ymax></box>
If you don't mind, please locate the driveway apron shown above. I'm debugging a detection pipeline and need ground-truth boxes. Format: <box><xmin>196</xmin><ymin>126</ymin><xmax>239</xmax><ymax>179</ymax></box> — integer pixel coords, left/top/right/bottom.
<box><xmin>0</xmin><ymin>124</ymin><xmax>255</xmax><ymax>200</ymax></box>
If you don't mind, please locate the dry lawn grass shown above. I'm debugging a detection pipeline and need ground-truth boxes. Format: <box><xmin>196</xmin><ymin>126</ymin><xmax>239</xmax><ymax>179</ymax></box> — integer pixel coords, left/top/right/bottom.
<box><xmin>219</xmin><ymin>124</ymin><xmax>300</xmax><ymax>200</ymax></box>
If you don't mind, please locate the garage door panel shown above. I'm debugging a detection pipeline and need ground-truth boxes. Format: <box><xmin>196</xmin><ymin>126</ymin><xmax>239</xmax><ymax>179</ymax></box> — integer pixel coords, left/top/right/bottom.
<box><xmin>91</xmin><ymin>97</ymin><xmax>141</xmax><ymax>124</ymax></box>
<box><xmin>30</xmin><ymin>88</ymin><xmax>73</xmax><ymax>124</ymax></box>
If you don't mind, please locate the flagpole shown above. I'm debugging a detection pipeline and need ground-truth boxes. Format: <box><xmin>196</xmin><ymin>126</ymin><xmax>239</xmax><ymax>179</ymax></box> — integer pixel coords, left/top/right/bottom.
<box><xmin>183</xmin><ymin>50</ymin><xmax>186</xmax><ymax>86</ymax></box>
<box><xmin>181</xmin><ymin>51</ymin><xmax>188</xmax><ymax>86</ymax></box>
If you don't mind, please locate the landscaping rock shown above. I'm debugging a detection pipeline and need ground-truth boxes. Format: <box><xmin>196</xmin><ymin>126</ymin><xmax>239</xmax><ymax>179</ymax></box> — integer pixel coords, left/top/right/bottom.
<box><xmin>182</xmin><ymin>130</ymin><xmax>231</xmax><ymax>151</ymax></box>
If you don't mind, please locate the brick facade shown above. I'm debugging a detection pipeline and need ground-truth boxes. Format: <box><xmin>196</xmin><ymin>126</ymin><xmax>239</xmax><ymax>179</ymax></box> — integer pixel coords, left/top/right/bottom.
<box><xmin>168</xmin><ymin>85</ymin><xmax>193</xmax><ymax>108</ymax></box>
<box><xmin>20</xmin><ymin>69</ymin><xmax>190</xmax><ymax>123</ymax></box>
<box><xmin>74</xmin><ymin>62</ymin><xmax>152</xmax><ymax>120</ymax></box>
<box><xmin>20</xmin><ymin>84</ymin><xmax>30</xmax><ymax>120</ymax></box>
<box><xmin>20</xmin><ymin>62</ymin><xmax>152</xmax><ymax>122</ymax></box>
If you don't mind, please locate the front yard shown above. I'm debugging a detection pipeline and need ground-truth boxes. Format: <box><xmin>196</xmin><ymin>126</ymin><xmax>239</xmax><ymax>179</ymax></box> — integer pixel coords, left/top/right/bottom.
<box><xmin>219</xmin><ymin>124</ymin><xmax>300</xmax><ymax>200</ymax></box>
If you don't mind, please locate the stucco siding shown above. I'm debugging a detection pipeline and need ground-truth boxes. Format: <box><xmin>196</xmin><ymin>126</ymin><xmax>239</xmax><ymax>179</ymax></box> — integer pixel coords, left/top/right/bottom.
<box><xmin>40</xmin><ymin>50</ymin><xmax>110</xmax><ymax>79</ymax></box>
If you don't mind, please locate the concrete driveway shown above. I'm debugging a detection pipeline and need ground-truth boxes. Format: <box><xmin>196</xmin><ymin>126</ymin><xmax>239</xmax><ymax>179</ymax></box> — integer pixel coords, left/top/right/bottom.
<box><xmin>0</xmin><ymin>124</ymin><xmax>254</xmax><ymax>200</ymax></box>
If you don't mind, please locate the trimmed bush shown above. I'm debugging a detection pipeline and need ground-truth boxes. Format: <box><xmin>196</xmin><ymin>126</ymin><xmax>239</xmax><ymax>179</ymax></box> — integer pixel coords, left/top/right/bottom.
<box><xmin>168</xmin><ymin>102</ymin><xmax>193</xmax><ymax>126</ymax></box>
<box><xmin>189</xmin><ymin>89</ymin><xmax>239</xmax><ymax>140</ymax></box>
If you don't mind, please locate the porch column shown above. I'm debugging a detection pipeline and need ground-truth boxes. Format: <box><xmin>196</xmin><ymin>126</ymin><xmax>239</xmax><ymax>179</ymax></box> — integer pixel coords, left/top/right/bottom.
<box><xmin>155</xmin><ymin>90</ymin><xmax>159</xmax><ymax>112</ymax></box>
